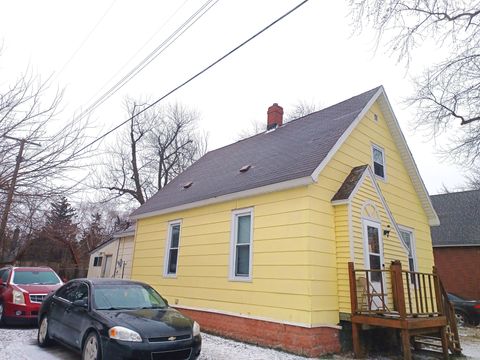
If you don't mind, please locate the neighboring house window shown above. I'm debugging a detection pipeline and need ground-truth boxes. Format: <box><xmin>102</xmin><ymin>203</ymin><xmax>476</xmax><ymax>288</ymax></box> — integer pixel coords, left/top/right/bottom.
<box><xmin>93</xmin><ymin>256</ymin><xmax>103</xmax><ymax>267</ymax></box>
<box><xmin>164</xmin><ymin>221</ymin><xmax>181</xmax><ymax>277</ymax></box>
<box><xmin>399</xmin><ymin>227</ymin><xmax>416</xmax><ymax>282</ymax></box>
<box><xmin>372</xmin><ymin>144</ymin><xmax>386</xmax><ymax>179</ymax></box>
<box><xmin>230</xmin><ymin>208</ymin><xmax>253</xmax><ymax>280</ymax></box>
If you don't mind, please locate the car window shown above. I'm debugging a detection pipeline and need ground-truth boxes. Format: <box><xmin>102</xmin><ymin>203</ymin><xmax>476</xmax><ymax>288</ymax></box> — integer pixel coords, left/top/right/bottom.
<box><xmin>93</xmin><ymin>284</ymin><xmax>167</xmax><ymax>310</ymax></box>
<box><xmin>73</xmin><ymin>283</ymin><xmax>89</xmax><ymax>303</ymax></box>
<box><xmin>56</xmin><ymin>282</ymin><xmax>79</xmax><ymax>302</ymax></box>
<box><xmin>13</xmin><ymin>270</ymin><xmax>60</xmax><ymax>285</ymax></box>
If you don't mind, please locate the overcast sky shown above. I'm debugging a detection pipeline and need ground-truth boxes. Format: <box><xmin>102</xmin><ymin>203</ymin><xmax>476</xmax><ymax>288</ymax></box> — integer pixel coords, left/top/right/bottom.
<box><xmin>0</xmin><ymin>0</ymin><xmax>466</xmax><ymax>195</ymax></box>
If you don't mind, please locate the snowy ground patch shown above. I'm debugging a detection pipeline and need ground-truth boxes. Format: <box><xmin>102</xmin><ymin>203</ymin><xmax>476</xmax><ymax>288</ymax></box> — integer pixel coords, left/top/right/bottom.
<box><xmin>0</xmin><ymin>325</ymin><xmax>478</xmax><ymax>359</ymax></box>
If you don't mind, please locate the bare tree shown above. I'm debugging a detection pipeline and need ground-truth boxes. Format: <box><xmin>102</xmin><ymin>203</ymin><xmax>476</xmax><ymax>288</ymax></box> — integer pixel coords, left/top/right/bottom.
<box><xmin>350</xmin><ymin>0</ymin><xmax>480</xmax><ymax>166</ymax></box>
<box><xmin>237</xmin><ymin>100</ymin><xmax>320</xmax><ymax>139</ymax></box>
<box><xmin>467</xmin><ymin>167</ymin><xmax>480</xmax><ymax>190</ymax></box>
<box><xmin>98</xmin><ymin>98</ymin><xmax>207</xmax><ymax>205</ymax></box>
<box><xmin>284</xmin><ymin>100</ymin><xmax>319</xmax><ymax>122</ymax></box>
<box><xmin>0</xmin><ymin>65</ymin><xmax>89</xmax><ymax>260</ymax></box>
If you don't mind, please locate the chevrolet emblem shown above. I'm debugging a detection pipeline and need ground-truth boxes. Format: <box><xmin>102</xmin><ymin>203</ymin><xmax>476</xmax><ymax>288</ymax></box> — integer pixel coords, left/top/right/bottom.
<box><xmin>168</xmin><ymin>336</ymin><xmax>176</xmax><ymax>341</ymax></box>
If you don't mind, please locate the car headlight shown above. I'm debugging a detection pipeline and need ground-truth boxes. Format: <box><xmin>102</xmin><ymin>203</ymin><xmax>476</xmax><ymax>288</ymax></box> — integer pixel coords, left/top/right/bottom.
<box><xmin>12</xmin><ymin>290</ymin><xmax>25</xmax><ymax>305</ymax></box>
<box><xmin>193</xmin><ymin>321</ymin><xmax>200</xmax><ymax>336</ymax></box>
<box><xmin>108</xmin><ymin>326</ymin><xmax>142</xmax><ymax>342</ymax></box>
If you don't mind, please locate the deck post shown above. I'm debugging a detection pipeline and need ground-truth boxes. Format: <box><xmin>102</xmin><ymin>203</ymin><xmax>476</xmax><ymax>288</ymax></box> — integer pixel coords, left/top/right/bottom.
<box><xmin>348</xmin><ymin>262</ymin><xmax>364</xmax><ymax>358</ymax></box>
<box><xmin>348</xmin><ymin>262</ymin><xmax>358</xmax><ymax>314</ymax></box>
<box><xmin>432</xmin><ymin>266</ymin><xmax>444</xmax><ymax>315</ymax></box>
<box><xmin>401</xmin><ymin>329</ymin><xmax>412</xmax><ymax>360</ymax></box>
<box><xmin>391</xmin><ymin>260</ymin><xmax>406</xmax><ymax>319</ymax></box>
<box><xmin>440</xmin><ymin>327</ymin><xmax>449</xmax><ymax>360</ymax></box>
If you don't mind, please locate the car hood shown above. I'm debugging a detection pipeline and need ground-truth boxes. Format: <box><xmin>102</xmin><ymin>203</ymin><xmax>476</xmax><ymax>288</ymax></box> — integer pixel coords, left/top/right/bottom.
<box><xmin>14</xmin><ymin>284</ymin><xmax>61</xmax><ymax>294</ymax></box>
<box><xmin>98</xmin><ymin>307</ymin><xmax>193</xmax><ymax>338</ymax></box>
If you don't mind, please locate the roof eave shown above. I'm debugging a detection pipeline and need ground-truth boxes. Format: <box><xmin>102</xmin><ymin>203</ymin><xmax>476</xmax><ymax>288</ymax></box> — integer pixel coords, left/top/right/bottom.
<box><xmin>131</xmin><ymin>176</ymin><xmax>314</xmax><ymax>220</ymax></box>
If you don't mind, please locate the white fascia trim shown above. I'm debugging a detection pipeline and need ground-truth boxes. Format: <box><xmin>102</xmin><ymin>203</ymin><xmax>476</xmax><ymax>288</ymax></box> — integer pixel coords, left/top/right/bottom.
<box><xmin>376</xmin><ymin>92</ymin><xmax>440</xmax><ymax>226</ymax></box>
<box><xmin>172</xmin><ymin>304</ymin><xmax>342</xmax><ymax>330</ymax></box>
<box><xmin>310</xmin><ymin>87</ymin><xmax>384</xmax><ymax>181</ymax></box>
<box><xmin>131</xmin><ymin>176</ymin><xmax>314</xmax><ymax>220</ymax></box>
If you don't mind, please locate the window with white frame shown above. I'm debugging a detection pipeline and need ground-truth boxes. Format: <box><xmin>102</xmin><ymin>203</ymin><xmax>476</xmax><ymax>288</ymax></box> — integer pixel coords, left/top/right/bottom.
<box><xmin>93</xmin><ymin>256</ymin><xmax>102</xmax><ymax>267</ymax></box>
<box><xmin>372</xmin><ymin>144</ymin><xmax>386</xmax><ymax>179</ymax></box>
<box><xmin>164</xmin><ymin>221</ymin><xmax>181</xmax><ymax>276</ymax></box>
<box><xmin>399</xmin><ymin>228</ymin><xmax>416</xmax><ymax>283</ymax></box>
<box><xmin>230</xmin><ymin>209</ymin><xmax>253</xmax><ymax>280</ymax></box>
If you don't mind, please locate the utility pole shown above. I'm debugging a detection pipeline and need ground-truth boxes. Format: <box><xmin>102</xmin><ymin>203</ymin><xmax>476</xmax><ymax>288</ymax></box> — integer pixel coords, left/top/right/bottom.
<box><xmin>0</xmin><ymin>135</ymin><xmax>40</xmax><ymax>261</ymax></box>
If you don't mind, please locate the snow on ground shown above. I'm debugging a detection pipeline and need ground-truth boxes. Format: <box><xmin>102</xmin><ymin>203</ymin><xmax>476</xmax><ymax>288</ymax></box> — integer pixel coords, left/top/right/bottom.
<box><xmin>0</xmin><ymin>325</ymin><xmax>479</xmax><ymax>359</ymax></box>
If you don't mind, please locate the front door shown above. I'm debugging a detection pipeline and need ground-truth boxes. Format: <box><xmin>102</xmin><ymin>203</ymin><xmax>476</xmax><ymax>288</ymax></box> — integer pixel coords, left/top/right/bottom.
<box><xmin>362</xmin><ymin>219</ymin><xmax>385</xmax><ymax>309</ymax></box>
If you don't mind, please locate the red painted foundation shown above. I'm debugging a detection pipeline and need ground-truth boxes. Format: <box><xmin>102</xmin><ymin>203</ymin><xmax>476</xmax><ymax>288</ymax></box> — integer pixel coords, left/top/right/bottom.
<box><xmin>176</xmin><ymin>307</ymin><xmax>341</xmax><ymax>357</ymax></box>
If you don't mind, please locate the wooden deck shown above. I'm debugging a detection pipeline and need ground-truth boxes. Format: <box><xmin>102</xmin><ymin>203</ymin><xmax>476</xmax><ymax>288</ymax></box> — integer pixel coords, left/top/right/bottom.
<box><xmin>348</xmin><ymin>261</ymin><xmax>461</xmax><ymax>359</ymax></box>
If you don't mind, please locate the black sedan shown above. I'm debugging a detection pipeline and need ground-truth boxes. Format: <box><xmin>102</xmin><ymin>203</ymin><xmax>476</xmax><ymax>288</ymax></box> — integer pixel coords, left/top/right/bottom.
<box><xmin>37</xmin><ymin>278</ymin><xmax>201</xmax><ymax>360</ymax></box>
<box><xmin>448</xmin><ymin>293</ymin><xmax>480</xmax><ymax>327</ymax></box>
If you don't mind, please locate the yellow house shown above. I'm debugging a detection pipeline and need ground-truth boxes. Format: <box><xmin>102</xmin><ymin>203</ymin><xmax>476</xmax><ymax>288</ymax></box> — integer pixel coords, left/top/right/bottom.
<box><xmin>87</xmin><ymin>225</ymin><xmax>135</xmax><ymax>279</ymax></box>
<box><xmin>129</xmin><ymin>87</ymin><xmax>439</xmax><ymax>357</ymax></box>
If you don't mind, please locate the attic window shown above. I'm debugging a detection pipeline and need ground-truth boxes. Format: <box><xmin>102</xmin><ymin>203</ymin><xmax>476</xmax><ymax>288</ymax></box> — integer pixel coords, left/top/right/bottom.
<box><xmin>239</xmin><ymin>165</ymin><xmax>251</xmax><ymax>173</ymax></box>
<box><xmin>374</xmin><ymin>114</ymin><xmax>379</xmax><ymax>122</ymax></box>
<box><xmin>183</xmin><ymin>181</ymin><xmax>193</xmax><ymax>189</ymax></box>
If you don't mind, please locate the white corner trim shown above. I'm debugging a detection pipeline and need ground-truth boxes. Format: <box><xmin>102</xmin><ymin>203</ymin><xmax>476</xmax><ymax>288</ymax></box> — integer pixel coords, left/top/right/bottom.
<box><xmin>172</xmin><ymin>304</ymin><xmax>342</xmax><ymax>330</ymax></box>
<box><xmin>348</xmin><ymin>202</ymin><xmax>354</xmax><ymax>261</ymax></box>
<box><xmin>131</xmin><ymin>176</ymin><xmax>313</xmax><ymax>220</ymax></box>
<box><xmin>310</xmin><ymin>87</ymin><xmax>384</xmax><ymax>181</ymax></box>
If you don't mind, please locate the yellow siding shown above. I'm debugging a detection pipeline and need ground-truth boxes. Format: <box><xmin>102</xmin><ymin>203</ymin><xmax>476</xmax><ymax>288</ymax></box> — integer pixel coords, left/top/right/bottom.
<box><xmin>132</xmin><ymin>187</ymin><xmax>326</xmax><ymax>325</ymax></box>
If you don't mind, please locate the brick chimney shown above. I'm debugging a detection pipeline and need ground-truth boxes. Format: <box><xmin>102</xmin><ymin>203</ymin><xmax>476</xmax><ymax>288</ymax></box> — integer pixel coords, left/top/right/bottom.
<box><xmin>267</xmin><ymin>103</ymin><xmax>283</xmax><ymax>130</ymax></box>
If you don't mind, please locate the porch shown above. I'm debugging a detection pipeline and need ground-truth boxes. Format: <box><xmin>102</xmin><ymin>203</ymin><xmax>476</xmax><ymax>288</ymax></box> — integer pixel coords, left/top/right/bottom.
<box><xmin>348</xmin><ymin>261</ymin><xmax>461</xmax><ymax>359</ymax></box>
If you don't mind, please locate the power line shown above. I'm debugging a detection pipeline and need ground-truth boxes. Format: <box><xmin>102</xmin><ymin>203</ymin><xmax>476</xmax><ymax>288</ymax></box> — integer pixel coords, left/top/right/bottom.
<box><xmin>74</xmin><ymin>0</ymin><xmax>310</xmax><ymax>156</ymax></box>
<box><xmin>52</xmin><ymin>0</ymin><xmax>117</xmax><ymax>83</ymax></box>
<box><xmin>72</xmin><ymin>0</ymin><xmax>219</xmax><ymax>124</ymax></box>
<box><xmin>83</xmin><ymin>0</ymin><xmax>191</xmax><ymax>110</ymax></box>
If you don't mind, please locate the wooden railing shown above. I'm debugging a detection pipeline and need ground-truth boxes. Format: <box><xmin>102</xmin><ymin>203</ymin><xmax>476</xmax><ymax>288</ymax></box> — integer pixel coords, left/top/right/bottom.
<box><xmin>349</xmin><ymin>261</ymin><xmax>443</xmax><ymax>318</ymax></box>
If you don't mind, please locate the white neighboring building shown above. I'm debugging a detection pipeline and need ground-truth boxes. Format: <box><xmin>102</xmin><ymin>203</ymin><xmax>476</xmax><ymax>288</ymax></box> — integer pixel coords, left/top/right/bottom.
<box><xmin>87</xmin><ymin>224</ymin><xmax>136</xmax><ymax>279</ymax></box>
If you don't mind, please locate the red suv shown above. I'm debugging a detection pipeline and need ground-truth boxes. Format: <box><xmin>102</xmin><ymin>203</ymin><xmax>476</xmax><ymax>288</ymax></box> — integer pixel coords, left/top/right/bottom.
<box><xmin>0</xmin><ymin>266</ymin><xmax>63</xmax><ymax>325</ymax></box>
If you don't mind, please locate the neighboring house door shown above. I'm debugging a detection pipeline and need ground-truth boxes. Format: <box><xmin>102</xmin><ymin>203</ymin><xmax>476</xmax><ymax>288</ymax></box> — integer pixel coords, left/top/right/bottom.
<box><xmin>101</xmin><ymin>255</ymin><xmax>113</xmax><ymax>278</ymax></box>
<box><xmin>362</xmin><ymin>219</ymin><xmax>386</xmax><ymax>309</ymax></box>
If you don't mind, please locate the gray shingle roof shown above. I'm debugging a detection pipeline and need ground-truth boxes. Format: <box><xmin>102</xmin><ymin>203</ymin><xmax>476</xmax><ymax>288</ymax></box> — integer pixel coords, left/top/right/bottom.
<box><xmin>332</xmin><ymin>165</ymin><xmax>368</xmax><ymax>202</ymax></box>
<box><xmin>430</xmin><ymin>190</ymin><xmax>480</xmax><ymax>247</ymax></box>
<box><xmin>131</xmin><ymin>87</ymin><xmax>381</xmax><ymax>218</ymax></box>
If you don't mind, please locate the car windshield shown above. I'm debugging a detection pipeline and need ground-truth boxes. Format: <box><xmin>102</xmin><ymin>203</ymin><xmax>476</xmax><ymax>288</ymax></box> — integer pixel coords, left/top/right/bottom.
<box><xmin>13</xmin><ymin>270</ymin><xmax>60</xmax><ymax>285</ymax></box>
<box><xmin>93</xmin><ymin>284</ymin><xmax>167</xmax><ymax>310</ymax></box>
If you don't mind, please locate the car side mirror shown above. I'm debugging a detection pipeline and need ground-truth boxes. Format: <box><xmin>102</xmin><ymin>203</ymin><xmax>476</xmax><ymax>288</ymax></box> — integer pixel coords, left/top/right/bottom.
<box><xmin>0</xmin><ymin>280</ymin><xmax>5</xmax><ymax>287</ymax></box>
<box><xmin>73</xmin><ymin>299</ymin><xmax>88</xmax><ymax>308</ymax></box>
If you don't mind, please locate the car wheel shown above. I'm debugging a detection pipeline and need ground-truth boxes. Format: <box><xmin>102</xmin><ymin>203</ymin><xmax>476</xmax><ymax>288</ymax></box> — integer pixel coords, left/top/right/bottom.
<box><xmin>82</xmin><ymin>332</ymin><xmax>102</xmax><ymax>360</ymax></box>
<box><xmin>37</xmin><ymin>315</ymin><xmax>52</xmax><ymax>347</ymax></box>
<box><xmin>455</xmin><ymin>311</ymin><xmax>470</xmax><ymax>327</ymax></box>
